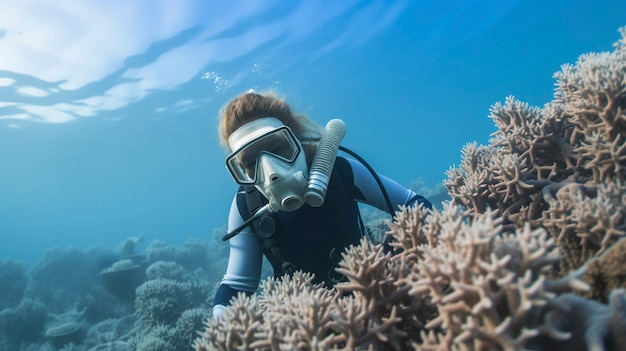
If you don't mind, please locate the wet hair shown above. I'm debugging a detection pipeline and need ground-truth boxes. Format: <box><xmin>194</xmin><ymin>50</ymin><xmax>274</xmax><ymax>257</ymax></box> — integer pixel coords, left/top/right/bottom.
<box><xmin>218</xmin><ymin>90</ymin><xmax>322</xmax><ymax>164</ymax></box>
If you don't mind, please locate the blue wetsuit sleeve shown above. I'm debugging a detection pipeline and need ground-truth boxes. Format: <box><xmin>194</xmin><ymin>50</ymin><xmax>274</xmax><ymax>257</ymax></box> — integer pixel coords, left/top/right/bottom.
<box><xmin>214</xmin><ymin>283</ymin><xmax>253</xmax><ymax>306</ymax></box>
<box><xmin>406</xmin><ymin>193</ymin><xmax>433</xmax><ymax>210</ymax></box>
<box><xmin>213</xmin><ymin>192</ymin><xmax>263</xmax><ymax>309</ymax></box>
<box><xmin>345</xmin><ymin>158</ymin><xmax>431</xmax><ymax>212</ymax></box>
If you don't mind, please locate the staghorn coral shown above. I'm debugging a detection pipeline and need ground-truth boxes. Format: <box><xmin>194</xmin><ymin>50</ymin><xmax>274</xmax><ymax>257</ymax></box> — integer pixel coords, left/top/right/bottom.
<box><xmin>194</xmin><ymin>204</ymin><xmax>615</xmax><ymax>350</ymax></box>
<box><xmin>445</xmin><ymin>27</ymin><xmax>626</xmax><ymax>275</ymax></box>
<box><xmin>410</xmin><ymin>206</ymin><xmax>591</xmax><ymax>351</ymax></box>
<box><xmin>194</xmin><ymin>28</ymin><xmax>626</xmax><ymax>351</ymax></box>
<box><xmin>194</xmin><ymin>272</ymin><xmax>344</xmax><ymax>350</ymax></box>
<box><xmin>542</xmin><ymin>179</ymin><xmax>626</xmax><ymax>272</ymax></box>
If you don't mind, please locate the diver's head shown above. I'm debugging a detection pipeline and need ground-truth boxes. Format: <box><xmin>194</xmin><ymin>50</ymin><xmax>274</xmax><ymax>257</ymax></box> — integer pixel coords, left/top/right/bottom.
<box><xmin>226</xmin><ymin>117</ymin><xmax>308</xmax><ymax>211</ymax></box>
<box><xmin>220</xmin><ymin>91</ymin><xmax>322</xmax><ymax>212</ymax></box>
<box><xmin>218</xmin><ymin>90</ymin><xmax>322</xmax><ymax>165</ymax></box>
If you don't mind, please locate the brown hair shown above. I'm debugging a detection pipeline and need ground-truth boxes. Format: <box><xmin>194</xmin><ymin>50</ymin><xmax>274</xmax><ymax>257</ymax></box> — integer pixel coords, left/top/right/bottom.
<box><xmin>218</xmin><ymin>90</ymin><xmax>322</xmax><ymax>163</ymax></box>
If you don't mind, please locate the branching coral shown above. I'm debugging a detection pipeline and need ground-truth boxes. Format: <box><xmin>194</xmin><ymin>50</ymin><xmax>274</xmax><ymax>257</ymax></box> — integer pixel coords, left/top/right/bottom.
<box><xmin>194</xmin><ymin>203</ymin><xmax>614</xmax><ymax>350</ymax></box>
<box><xmin>445</xmin><ymin>27</ymin><xmax>626</xmax><ymax>276</ymax></box>
<box><xmin>195</xmin><ymin>272</ymin><xmax>343</xmax><ymax>350</ymax></box>
<box><xmin>409</xmin><ymin>206</ymin><xmax>591</xmax><ymax>351</ymax></box>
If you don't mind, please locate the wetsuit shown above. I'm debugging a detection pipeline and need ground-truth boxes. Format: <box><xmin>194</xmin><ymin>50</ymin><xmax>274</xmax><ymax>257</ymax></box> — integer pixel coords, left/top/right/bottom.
<box><xmin>212</xmin><ymin>156</ymin><xmax>431</xmax><ymax>318</ymax></box>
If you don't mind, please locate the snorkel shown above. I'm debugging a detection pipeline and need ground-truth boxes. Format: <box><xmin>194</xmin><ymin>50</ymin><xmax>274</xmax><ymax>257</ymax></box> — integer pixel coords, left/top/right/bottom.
<box><xmin>222</xmin><ymin>119</ymin><xmax>347</xmax><ymax>241</ymax></box>
<box><xmin>304</xmin><ymin>119</ymin><xmax>346</xmax><ymax>207</ymax></box>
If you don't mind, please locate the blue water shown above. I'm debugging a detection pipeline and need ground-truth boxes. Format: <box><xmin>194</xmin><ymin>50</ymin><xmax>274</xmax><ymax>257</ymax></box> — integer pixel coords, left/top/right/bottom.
<box><xmin>1</xmin><ymin>0</ymin><xmax>625</xmax><ymax>265</ymax></box>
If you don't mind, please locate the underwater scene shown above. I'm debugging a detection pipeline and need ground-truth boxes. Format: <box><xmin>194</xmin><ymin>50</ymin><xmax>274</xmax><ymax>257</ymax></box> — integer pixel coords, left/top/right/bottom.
<box><xmin>1</xmin><ymin>0</ymin><xmax>626</xmax><ymax>350</ymax></box>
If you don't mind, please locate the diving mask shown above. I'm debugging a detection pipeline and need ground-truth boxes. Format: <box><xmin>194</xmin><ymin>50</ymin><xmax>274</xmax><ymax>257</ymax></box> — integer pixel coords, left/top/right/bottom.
<box><xmin>226</xmin><ymin>117</ymin><xmax>309</xmax><ymax>212</ymax></box>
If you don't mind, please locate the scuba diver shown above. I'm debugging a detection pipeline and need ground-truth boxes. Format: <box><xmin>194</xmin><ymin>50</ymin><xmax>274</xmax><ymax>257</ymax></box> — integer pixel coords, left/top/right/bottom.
<box><xmin>212</xmin><ymin>91</ymin><xmax>432</xmax><ymax>319</ymax></box>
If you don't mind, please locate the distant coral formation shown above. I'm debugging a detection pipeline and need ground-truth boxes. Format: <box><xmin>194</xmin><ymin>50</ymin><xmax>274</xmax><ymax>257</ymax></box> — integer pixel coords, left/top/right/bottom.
<box><xmin>0</xmin><ymin>234</ymin><xmax>222</xmax><ymax>350</ymax></box>
<box><xmin>194</xmin><ymin>27</ymin><xmax>626</xmax><ymax>350</ymax></box>
<box><xmin>0</xmin><ymin>259</ymin><xmax>27</xmax><ymax>310</ymax></box>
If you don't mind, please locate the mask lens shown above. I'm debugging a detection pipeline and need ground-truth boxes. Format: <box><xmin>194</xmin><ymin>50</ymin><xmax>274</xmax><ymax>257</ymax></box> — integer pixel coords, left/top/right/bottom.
<box><xmin>226</xmin><ymin>127</ymin><xmax>300</xmax><ymax>184</ymax></box>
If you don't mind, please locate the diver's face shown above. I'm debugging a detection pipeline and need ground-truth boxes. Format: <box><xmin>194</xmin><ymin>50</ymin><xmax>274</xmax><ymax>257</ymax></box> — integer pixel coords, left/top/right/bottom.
<box><xmin>226</xmin><ymin>123</ymin><xmax>302</xmax><ymax>185</ymax></box>
<box><xmin>237</xmin><ymin>131</ymin><xmax>297</xmax><ymax>181</ymax></box>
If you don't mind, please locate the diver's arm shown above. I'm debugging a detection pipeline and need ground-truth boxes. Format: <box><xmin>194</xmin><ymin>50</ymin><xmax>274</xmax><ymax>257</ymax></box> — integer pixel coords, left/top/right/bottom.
<box><xmin>346</xmin><ymin>157</ymin><xmax>432</xmax><ymax>212</ymax></box>
<box><xmin>212</xmin><ymin>194</ymin><xmax>264</xmax><ymax>319</ymax></box>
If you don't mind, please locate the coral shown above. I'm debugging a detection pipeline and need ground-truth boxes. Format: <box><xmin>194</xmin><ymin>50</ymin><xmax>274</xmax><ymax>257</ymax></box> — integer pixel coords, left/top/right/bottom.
<box><xmin>78</xmin><ymin>285</ymin><xmax>134</xmax><ymax>323</ymax></box>
<box><xmin>445</xmin><ymin>27</ymin><xmax>626</xmax><ymax>274</ymax></box>
<box><xmin>194</xmin><ymin>205</ymin><xmax>594</xmax><ymax>350</ymax></box>
<box><xmin>129</xmin><ymin>325</ymin><xmax>177</xmax><ymax>351</ymax></box>
<box><xmin>145</xmin><ymin>261</ymin><xmax>191</xmax><ymax>282</ymax></box>
<box><xmin>582</xmin><ymin>236</ymin><xmax>626</xmax><ymax>302</ymax></box>
<box><xmin>133</xmin><ymin>335</ymin><xmax>174</xmax><ymax>351</ymax></box>
<box><xmin>0</xmin><ymin>299</ymin><xmax>47</xmax><ymax>349</ymax></box>
<box><xmin>26</xmin><ymin>246</ymin><xmax>112</xmax><ymax>313</ymax></box>
<box><xmin>144</xmin><ymin>239</ymin><xmax>212</xmax><ymax>272</ymax></box>
<box><xmin>194</xmin><ymin>27</ymin><xmax>626</xmax><ymax>351</ymax></box>
<box><xmin>173</xmin><ymin>307</ymin><xmax>211</xmax><ymax>350</ymax></box>
<box><xmin>0</xmin><ymin>238</ymin><xmax>216</xmax><ymax>351</ymax></box>
<box><xmin>134</xmin><ymin>278</ymin><xmax>204</xmax><ymax>327</ymax></box>
<box><xmin>45</xmin><ymin>321</ymin><xmax>85</xmax><ymax>348</ymax></box>
<box><xmin>57</xmin><ymin>343</ymin><xmax>87</xmax><ymax>351</ymax></box>
<box><xmin>100</xmin><ymin>259</ymin><xmax>146</xmax><ymax>301</ymax></box>
<box><xmin>0</xmin><ymin>259</ymin><xmax>27</xmax><ymax>310</ymax></box>
<box><xmin>194</xmin><ymin>272</ymin><xmax>341</xmax><ymax>351</ymax></box>
<box><xmin>119</xmin><ymin>233</ymin><xmax>144</xmax><ymax>257</ymax></box>
<box><xmin>83</xmin><ymin>316</ymin><xmax>136</xmax><ymax>350</ymax></box>
<box><xmin>19</xmin><ymin>343</ymin><xmax>56</xmax><ymax>351</ymax></box>
<box><xmin>409</xmin><ymin>206</ymin><xmax>590</xmax><ymax>351</ymax></box>
<box><xmin>528</xmin><ymin>289</ymin><xmax>626</xmax><ymax>351</ymax></box>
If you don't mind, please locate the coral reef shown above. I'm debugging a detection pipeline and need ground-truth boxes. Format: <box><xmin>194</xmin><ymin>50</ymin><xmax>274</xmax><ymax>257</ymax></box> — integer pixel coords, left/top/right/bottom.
<box><xmin>0</xmin><ymin>234</ymin><xmax>222</xmax><ymax>350</ymax></box>
<box><xmin>2</xmin><ymin>24</ymin><xmax>623</xmax><ymax>351</ymax></box>
<box><xmin>195</xmin><ymin>205</ymin><xmax>596</xmax><ymax>350</ymax></box>
<box><xmin>194</xmin><ymin>27</ymin><xmax>626</xmax><ymax>350</ymax></box>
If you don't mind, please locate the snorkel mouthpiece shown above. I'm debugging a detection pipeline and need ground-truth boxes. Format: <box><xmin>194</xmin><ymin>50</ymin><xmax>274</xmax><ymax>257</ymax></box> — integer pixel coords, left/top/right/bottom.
<box><xmin>305</xmin><ymin>119</ymin><xmax>346</xmax><ymax>207</ymax></box>
<box><xmin>265</xmin><ymin>170</ymin><xmax>308</xmax><ymax>212</ymax></box>
<box><xmin>280</xmin><ymin>193</ymin><xmax>303</xmax><ymax>212</ymax></box>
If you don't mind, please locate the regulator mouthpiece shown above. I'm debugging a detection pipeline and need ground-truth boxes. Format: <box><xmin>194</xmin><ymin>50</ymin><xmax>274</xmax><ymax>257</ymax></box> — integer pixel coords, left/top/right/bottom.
<box><xmin>304</xmin><ymin>119</ymin><xmax>346</xmax><ymax>207</ymax></box>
